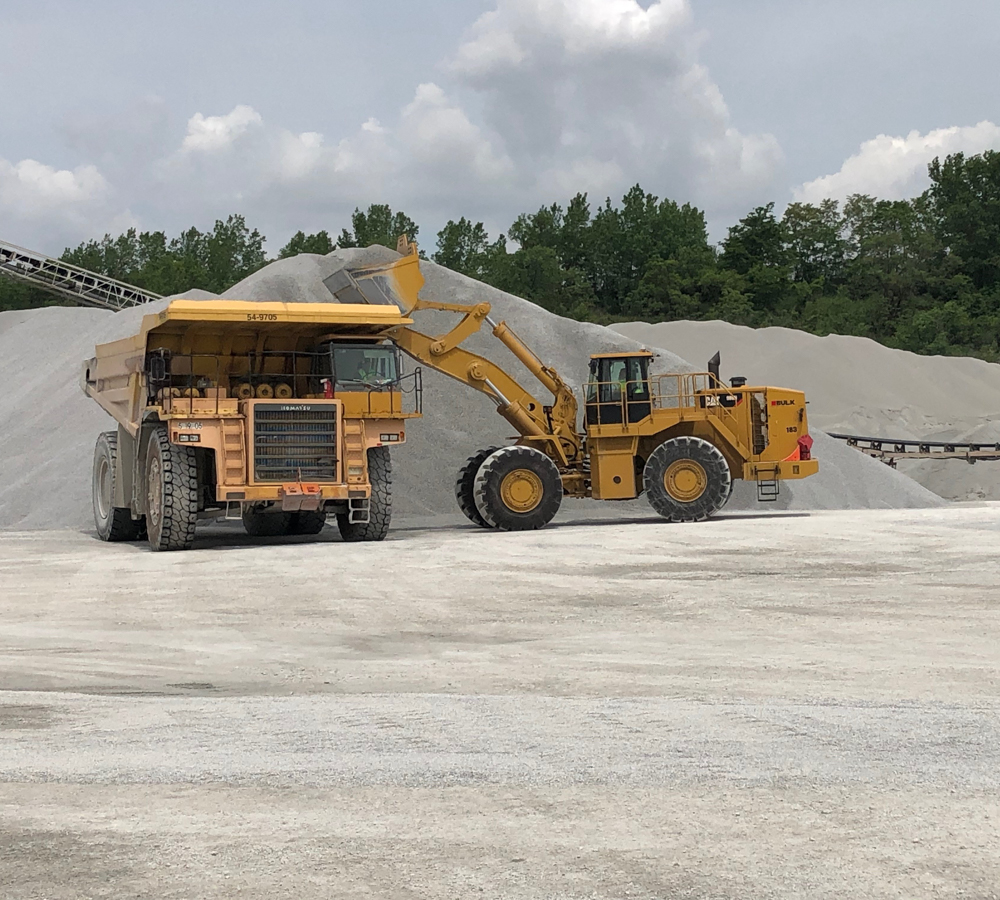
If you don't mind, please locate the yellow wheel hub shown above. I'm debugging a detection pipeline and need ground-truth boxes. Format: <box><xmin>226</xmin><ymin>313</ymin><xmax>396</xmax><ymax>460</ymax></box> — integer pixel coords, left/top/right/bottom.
<box><xmin>664</xmin><ymin>459</ymin><xmax>708</xmax><ymax>503</ymax></box>
<box><xmin>500</xmin><ymin>468</ymin><xmax>544</xmax><ymax>513</ymax></box>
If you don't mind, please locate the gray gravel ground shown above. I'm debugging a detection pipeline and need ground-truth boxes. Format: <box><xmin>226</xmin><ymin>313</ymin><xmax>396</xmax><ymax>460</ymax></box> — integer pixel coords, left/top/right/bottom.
<box><xmin>1</xmin><ymin>507</ymin><xmax>999</xmax><ymax>899</ymax></box>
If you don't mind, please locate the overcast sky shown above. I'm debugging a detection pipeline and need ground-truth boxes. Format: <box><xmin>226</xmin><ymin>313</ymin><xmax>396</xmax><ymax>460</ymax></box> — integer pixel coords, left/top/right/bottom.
<box><xmin>2</xmin><ymin>0</ymin><xmax>999</xmax><ymax>254</ymax></box>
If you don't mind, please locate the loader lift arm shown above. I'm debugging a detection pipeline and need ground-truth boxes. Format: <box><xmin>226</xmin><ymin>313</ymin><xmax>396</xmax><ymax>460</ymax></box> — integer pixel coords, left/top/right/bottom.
<box><xmin>326</xmin><ymin>238</ymin><xmax>583</xmax><ymax>467</ymax></box>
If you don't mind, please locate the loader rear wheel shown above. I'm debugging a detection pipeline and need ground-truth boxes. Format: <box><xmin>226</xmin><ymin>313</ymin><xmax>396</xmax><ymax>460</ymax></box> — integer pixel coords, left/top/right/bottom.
<box><xmin>242</xmin><ymin>507</ymin><xmax>292</xmax><ymax>537</ymax></box>
<box><xmin>145</xmin><ymin>426</ymin><xmax>199</xmax><ymax>551</ymax></box>
<box><xmin>643</xmin><ymin>436</ymin><xmax>731</xmax><ymax>523</ymax></box>
<box><xmin>473</xmin><ymin>446</ymin><xmax>562</xmax><ymax>532</ymax></box>
<box><xmin>454</xmin><ymin>446</ymin><xmax>501</xmax><ymax>528</ymax></box>
<box><xmin>289</xmin><ymin>510</ymin><xmax>327</xmax><ymax>535</ymax></box>
<box><xmin>92</xmin><ymin>431</ymin><xmax>145</xmax><ymax>542</ymax></box>
<box><xmin>338</xmin><ymin>447</ymin><xmax>392</xmax><ymax>542</ymax></box>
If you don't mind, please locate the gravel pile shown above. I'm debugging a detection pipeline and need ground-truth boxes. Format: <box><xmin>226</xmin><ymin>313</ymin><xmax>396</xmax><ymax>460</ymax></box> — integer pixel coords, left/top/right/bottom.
<box><xmin>0</xmin><ymin>251</ymin><xmax>941</xmax><ymax>532</ymax></box>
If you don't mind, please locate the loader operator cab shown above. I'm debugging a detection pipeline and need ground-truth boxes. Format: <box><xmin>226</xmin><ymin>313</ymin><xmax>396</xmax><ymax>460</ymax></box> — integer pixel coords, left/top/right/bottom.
<box><xmin>585</xmin><ymin>351</ymin><xmax>653</xmax><ymax>426</ymax></box>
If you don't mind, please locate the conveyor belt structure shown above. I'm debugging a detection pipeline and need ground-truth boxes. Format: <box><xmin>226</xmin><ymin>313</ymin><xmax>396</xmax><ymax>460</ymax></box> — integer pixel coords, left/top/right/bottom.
<box><xmin>828</xmin><ymin>432</ymin><xmax>1000</xmax><ymax>467</ymax></box>
<box><xmin>0</xmin><ymin>239</ymin><xmax>162</xmax><ymax>311</ymax></box>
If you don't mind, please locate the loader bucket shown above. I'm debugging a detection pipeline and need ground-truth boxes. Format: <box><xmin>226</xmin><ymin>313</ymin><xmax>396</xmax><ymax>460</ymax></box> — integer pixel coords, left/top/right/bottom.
<box><xmin>323</xmin><ymin>238</ymin><xmax>425</xmax><ymax>315</ymax></box>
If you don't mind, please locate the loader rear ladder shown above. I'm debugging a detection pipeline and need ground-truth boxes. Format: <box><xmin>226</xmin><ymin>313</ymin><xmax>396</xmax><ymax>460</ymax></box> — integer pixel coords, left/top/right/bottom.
<box><xmin>756</xmin><ymin>467</ymin><xmax>780</xmax><ymax>502</ymax></box>
<box><xmin>0</xmin><ymin>239</ymin><xmax>163</xmax><ymax>311</ymax></box>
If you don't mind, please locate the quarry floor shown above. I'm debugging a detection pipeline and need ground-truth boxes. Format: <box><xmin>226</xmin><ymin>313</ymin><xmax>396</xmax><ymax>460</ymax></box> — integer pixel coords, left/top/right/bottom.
<box><xmin>1</xmin><ymin>506</ymin><xmax>998</xmax><ymax>900</ymax></box>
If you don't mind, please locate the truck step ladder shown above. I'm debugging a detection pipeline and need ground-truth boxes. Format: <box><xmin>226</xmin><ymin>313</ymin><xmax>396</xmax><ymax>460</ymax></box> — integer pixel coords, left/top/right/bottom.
<box><xmin>0</xmin><ymin>239</ymin><xmax>163</xmax><ymax>310</ymax></box>
<box><xmin>342</xmin><ymin>420</ymin><xmax>368</xmax><ymax>487</ymax></box>
<box><xmin>220</xmin><ymin>419</ymin><xmax>247</xmax><ymax>485</ymax></box>
<box><xmin>342</xmin><ymin>420</ymin><xmax>370</xmax><ymax>522</ymax></box>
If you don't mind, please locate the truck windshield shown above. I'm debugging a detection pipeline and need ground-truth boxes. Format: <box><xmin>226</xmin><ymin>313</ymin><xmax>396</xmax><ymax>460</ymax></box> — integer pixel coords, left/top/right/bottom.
<box><xmin>329</xmin><ymin>345</ymin><xmax>399</xmax><ymax>389</ymax></box>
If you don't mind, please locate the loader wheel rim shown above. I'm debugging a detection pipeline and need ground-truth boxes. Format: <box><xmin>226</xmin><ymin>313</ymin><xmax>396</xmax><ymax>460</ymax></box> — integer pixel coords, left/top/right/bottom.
<box><xmin>500</xmin><ymin>468</ymin><xmax>544</xmax><ymax>513</ymax></box>
<box><xmin>664</xmin><ymin>460</ymin><xmax>708</xmax><ymax>503</ymax></box>
<box><xmin>97</xmin><ymin>456</ymin><xmax>112</xmax><ymax>519</ymax></box>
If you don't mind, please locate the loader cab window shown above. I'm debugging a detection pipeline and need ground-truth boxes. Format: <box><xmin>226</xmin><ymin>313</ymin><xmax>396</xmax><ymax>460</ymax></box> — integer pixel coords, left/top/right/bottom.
<box><xmin>315</xmin><ymin>342</ymin><xmax>400</xmax><ymax>391</ymax></box>
<box><xmin>585</xmin><ymin>355</ymin><xmax>652</xmax><ymax>425</ymax></box>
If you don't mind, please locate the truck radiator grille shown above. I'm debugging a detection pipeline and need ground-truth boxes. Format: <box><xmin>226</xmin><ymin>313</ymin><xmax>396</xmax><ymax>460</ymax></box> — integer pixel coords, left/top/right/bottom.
<box><xmin>253</xmin><ymin>405</ymin><xmax>338</xmax><ymax>482</ymax></box>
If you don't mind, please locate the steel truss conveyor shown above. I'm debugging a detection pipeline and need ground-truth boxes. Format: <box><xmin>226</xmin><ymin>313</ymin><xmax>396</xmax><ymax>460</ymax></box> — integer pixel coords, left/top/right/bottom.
<box><xmin>0</xmin><ymin>239</ymin><xmax>162</xmax><ymax>310</ymax></box>
<box><xmin>828</xmin><ymin>432</ymin><xmax>1000</xmax><ymax>467</ymax></box>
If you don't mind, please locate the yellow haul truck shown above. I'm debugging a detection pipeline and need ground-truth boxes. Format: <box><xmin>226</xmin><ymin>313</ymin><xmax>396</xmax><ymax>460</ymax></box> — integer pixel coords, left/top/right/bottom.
<box><xmin>83</xmin><ymin>300</ymin><xmax>421</xmax><ymax>551</ymax></box>
<box><xmin>327</xmin><ymin>238</ymin><xmax>819</xmax><ymax>531</ymax></box>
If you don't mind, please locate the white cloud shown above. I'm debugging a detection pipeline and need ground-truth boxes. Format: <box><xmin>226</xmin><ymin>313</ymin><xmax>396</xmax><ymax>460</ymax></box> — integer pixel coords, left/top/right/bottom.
<box><xmin>0</xmin><ymin>156</ymin><xmax>126</xmax><ymax>249</ymax></box>
<box><xmin>181</xmin><ymin>104</ymin><xmax>262</xmax><ymax>152</ymax></box>
<box><xmin>5</xmin><ymin>1</ymin><xmax>783</xmax><ymax>251</ymax></box>
<box><xmin>398</xmin><ymin>83</ymin><xmax>513</xmax><ymax>184</ymax></box>
<box><xmin>0</xmin><ymin>158</ymin><xmax>107</xmax><ymax>208</ymax></box>
<box><xmin>445</xmin><ymin>0</ymin><xmax>782</xmax><ymax>216</ymax></box>
<box><xmin>795</xmin><ymin>121</ymin><xmax>1000</xmax><ymax>204</ymax></box>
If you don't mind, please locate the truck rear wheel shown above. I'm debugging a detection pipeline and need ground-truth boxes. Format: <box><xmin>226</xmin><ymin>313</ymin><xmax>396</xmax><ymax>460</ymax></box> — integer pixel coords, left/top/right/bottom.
<box><xmin>242</xmin><ymin>507</ymin><xmax>292</xmax><ymax>537</ymax></box>
<box><xmin>93</xmin><ymin>431</ymin><xmax>145</xmax><ymax>542</ymax></box>
<box><xmin>145</xmin><ymin>426</ymin><xmax>199</xmax><ymax>551</ymax></box>
<box><xmin>454</xmin><ymin>446</ymin><xmax>500</xmax><ymax>527</ymax></box>
<box><xmin>338</xmin><ymin>447</ymin><xmax>391</xmax><ymax>542</ymax></box>
<box><xmin>289</xmin><ymin>511</ymin><xmax>327</xmax><ymax>535</ymax></box>
<box><xmin>473</xmin><ymin>446</ymin><xmax>562</xmax><ymax>531</ymax></box>
<box><xmin>643</xmin><ymin>436</ymin><xmax>732</xmax><ymax>523</ymax></box>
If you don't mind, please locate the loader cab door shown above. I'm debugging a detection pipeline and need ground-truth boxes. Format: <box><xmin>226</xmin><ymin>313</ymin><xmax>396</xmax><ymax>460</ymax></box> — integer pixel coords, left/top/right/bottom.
<box><xmin>585</xmin><ymin>355</ymin><xmax>652</xmax><ymax>426</ymax></box>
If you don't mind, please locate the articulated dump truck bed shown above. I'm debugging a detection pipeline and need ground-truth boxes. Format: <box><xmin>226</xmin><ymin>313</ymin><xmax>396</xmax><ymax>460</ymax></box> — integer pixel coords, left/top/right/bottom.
<box><xmin>83</xmin><ymin>299</ymin><xmax>422</xmax><ymax>551</ymax></box>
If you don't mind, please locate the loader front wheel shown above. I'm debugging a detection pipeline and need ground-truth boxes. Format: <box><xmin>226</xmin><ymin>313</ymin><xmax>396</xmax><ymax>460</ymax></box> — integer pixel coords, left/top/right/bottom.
<box><xmin>473</xmin><ymin>446</ymin><xmax>562</xmax><ymax>531</ymax></box>
<box><xmin>93</xmin><ymin>431</ymin><xmax>145</xmax><ymax>542</ymax></box>
<box><xmin>338</xmin><ymin>447</ymin><xmax>392</xmax><ymax>542</ymax></box>
<box><xmin>145</xmin><ymin>426</ymin><xmax>199</xmax><ymax>551</ymax></box>
<box><xmin>643</xmin><ymin>436</ymin><xmax>731</xmax><ymax>523</ymax></box>
<box><xmin>454</xmin><ymin>446</ymin><xmax>501</xmax><ymax>527</ymax></box>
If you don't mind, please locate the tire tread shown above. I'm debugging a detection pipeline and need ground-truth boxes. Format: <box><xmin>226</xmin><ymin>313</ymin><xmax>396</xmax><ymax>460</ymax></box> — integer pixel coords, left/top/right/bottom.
<box><xmin>147</xmin><ymin>426</ymin><xmax>199</xmax><ymax>551</ymax></box>
<box><xmin>338</xmin><ymin>447</ymin><xmax>392</xmax><ymax>542</ymax></box>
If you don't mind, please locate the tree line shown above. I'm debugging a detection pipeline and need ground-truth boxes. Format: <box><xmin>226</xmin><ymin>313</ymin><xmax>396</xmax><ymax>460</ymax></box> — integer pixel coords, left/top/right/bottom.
<box><xmin>4</xmin><ymin>150</ymin><xmax>1000</xmax><ymax>361</ymax></box>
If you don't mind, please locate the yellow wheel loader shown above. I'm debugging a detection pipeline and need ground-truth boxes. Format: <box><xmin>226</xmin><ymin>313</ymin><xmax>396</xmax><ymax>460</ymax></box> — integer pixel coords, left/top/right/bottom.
<box><xmin>83</xmin><ymin>300</ymin><xmax>421</xmax><ymax>550</ymax></box>
<box><xmin>328</xmin><ymin>238</ymin><xmax>819</xmax><ymax>532</ymax></box>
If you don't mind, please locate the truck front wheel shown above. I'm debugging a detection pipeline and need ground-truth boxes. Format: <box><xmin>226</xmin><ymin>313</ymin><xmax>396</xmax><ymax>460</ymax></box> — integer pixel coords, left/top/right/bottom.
<box><xmin>643</xmin><ymin>436</ymin><xmax>732</xmax><ymax>523</ymax></box>
<box><xmin>338</xmin><ymin>447</ymin><xmax>391</xmax><ymax>542</ymax></box>
<box><xmin>145</xmin><ymin>426</ymin><xmax>199</xmax><ymax>551</ymax></box>
<box><xmin>92</xmin><ymin>431</ymin><xmax>145</xmax><ymax>542</ymax></box>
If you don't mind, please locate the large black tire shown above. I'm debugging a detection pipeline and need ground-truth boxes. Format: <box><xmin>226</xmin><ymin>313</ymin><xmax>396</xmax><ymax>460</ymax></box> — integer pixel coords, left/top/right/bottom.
<box><xmin>473</xmin><ymin>446</ymin><xmax>562</xmax><ymax>532</ymax></box>
<box><xmin>338</xmin><ymin>447</ymin><xmax>391</xmax><ymax>542</ymax></box>
<box><xmin>288</xmin><ymin>510</ymin><xmax>327</xmax><ymax>535</ymax></box>
<box><xmin>643</xmin><ymin>436</ymin><xmax>732</xmax><ymax>523</ymax></box>
<box><xmin>92</xmin><ymin>431</ymin><xmax>145</xmax><ymax>542</ymax></box>
<box><xmin>144</xmin><ymin>426</ymin><xmax>199</xmax><ymax>551</ymax></box>
<box><xmin>454</xmin><ymin>446</ymin><xmax>501</xmax><ymax>528</ymax></box>
<box><xmin>242</xmin><ymin>507</ymin><xmax>292</xmax><ymax>537</ymax></box>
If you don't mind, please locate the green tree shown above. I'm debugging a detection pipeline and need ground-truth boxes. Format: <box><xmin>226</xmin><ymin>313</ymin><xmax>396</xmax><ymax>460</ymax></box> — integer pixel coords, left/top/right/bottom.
<box><xmin>782</xmin><ymin>200</ymin><xmax>846</xmax><ymax>285</ymax></box>
<box><xmin>338</xmin><ymin>205</ymin><xmax>419</xmax><ymax>250</ymax></box>
<box><xmin>279</xmin><ymin>230</ymin><xmax>335</xmax><ymax>258</ymax></box>
<box><xmin>927</xmin><ymin>150</ymin><xmax>1000</xmax><ymax>291</ymax></box>
<box><xmin>720</xmin><ymin>203</ymin><xmax>788</xmax><ymax>275</ymax></box>
<box><xmin>433</xmin><ymin>218</ymin><xmax>492</xmax><ymax>277</ymax></box>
